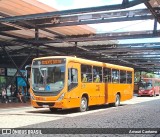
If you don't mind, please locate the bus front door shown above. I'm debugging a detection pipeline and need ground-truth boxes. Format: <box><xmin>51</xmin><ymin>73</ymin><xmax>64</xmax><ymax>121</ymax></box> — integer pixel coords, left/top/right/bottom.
<box><xmin>67</xmin><ymin>62</ymin><xmax>80</xmax><ymax>108</ymax></box>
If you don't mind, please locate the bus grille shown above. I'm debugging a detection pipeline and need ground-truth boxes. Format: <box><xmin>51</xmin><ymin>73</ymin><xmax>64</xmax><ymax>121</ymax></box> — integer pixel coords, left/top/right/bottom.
<box><xmin>36</xmin><ymin>102</ymin><xmax>55</xmax><ymax>107</ymax></box>
<box><xmin>33</xmin><ymin>91</ymin><xmax>59</xmax><ymax>96</ymax></box>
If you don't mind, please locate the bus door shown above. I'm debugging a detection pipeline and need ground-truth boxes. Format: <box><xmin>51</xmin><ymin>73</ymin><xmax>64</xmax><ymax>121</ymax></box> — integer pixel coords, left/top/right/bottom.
<box><xmin>67</xmin><ymin>62</ymin><xmax>80</xmax><ymax>107</ymax></box>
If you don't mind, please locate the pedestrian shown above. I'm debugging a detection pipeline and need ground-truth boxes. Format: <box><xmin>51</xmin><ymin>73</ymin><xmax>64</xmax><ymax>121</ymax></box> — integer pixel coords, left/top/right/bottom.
<box><xmin>10</xmin><ymin>84</ymin><xmax>15</xmax><ymax>96</ymax></box>
<box><xmin>17</xmin><ymin>86</ymin><xmax>26</xmax><ymax>103</ymax></box>
<box><xmin>1</xmin><ymin>87</ymin><xmax>8</xmax><ymax>103</ymax></box>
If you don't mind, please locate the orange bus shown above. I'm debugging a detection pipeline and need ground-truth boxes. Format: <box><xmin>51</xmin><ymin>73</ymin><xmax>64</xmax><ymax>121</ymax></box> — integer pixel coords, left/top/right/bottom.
<box><xmin>138</xmin><ymin>78</ymin><xmax>160</xmax><ymax>97</ymax></box>
<box><xmin>30</xmin><ymin>56</ymin><xmax>134</xmax><ymax>112</ymax></box>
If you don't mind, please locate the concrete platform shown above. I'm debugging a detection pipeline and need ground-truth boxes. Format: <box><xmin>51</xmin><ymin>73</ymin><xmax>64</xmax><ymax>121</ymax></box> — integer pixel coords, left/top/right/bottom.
<box><xmin>0</xmin><ymin>101</ymin><xmax>31</xmax><ymax>109</ymax></box>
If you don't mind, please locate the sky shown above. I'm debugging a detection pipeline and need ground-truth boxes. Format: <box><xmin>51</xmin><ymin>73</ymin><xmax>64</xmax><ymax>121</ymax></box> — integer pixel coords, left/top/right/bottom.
<box><xmin>38</xmin><ymin>0</ymin><xmax>160</xmax><ymax>44</ymax></box>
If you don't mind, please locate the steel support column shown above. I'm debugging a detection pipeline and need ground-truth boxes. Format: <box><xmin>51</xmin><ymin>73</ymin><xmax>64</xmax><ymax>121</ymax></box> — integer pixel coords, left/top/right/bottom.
<box><xmin>122</xmin><ymin>0</ymin><xmax>129</xmax><ymax>6</ymax></box>
<box><xmin>35</xmin><ymin>28</ymin><xmax>39</xmax><ymax>57</ymax></box>
<box><xmin>153</xmin><ymin>19</ymin><xmax>158</xmax><ymax>35</ymax></box>
<box><xmin>75</xmin><ymin>42</ymin><xmax>77</xmax><ymax>55</ymax></box>
<box><xmin>1</xmin><ymin>46</ymin><xmax>34</xmax><ymax>87</ymax></box>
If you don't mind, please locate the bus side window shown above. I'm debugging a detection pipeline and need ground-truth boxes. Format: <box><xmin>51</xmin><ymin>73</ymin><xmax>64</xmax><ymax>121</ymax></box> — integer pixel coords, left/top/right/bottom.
<box><xmin>82</xmin><ymin>74</ymin><xmax>87</xmax><ymax>82</ymax></box>
<box><xmin>68</xmin><ymin>68</ymin><xmax>78</xmax><ymax>91</ymax></box>
<box><xmin>103</xmin><ymin>68</ymin><xmax>111</xmax><ymax>83</ymax></box>
<box><xmin>93</xmin><ymin>66</ymin><xmax>102</xmax><ymax>83</ymax></box>
<box><xmin>127</xmin><ymin>71</ymin><xmax>132</xmax><ymax>84</ymax></box>
<box><xmin>81</xmin><ymin>65</ymin><xmax>92</xmax><ymax>82</ymax></box>
<box><xmin>112</xmin><ymin>69</ymin><xmax>119</xmax><ymax>83</ymax></box>
<box><xmin>120</xmin><ymin>70</ymin><xmax>126</xmax><ymax>83</ymax></box>
<box><xmin>94</xmin><ymin>75</ymin><xmax>100</xmax><ymax>83</ymax></box>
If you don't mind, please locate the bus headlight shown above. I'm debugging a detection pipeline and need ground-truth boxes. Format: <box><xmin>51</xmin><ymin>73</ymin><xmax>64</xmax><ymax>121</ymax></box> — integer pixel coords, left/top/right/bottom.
<box><xmin>57</xmin><ymin>93</ymin><xmax>65</xmax><ymax>101</ymax></box>
<box><xmin>138</xmin><ymin>90</ymin><xmax>142</xmax><ymax>93</ymax></box>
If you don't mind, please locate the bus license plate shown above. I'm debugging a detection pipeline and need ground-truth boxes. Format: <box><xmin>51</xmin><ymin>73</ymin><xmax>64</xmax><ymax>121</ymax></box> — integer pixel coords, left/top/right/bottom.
<box><xmin>42</xmin><ymin>105</ymin><xmax>49</xmax><ymax>108</ymax></box>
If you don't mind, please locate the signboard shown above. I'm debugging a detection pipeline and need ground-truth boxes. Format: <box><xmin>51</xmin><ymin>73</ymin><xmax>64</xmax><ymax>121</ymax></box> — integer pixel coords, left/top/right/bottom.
<box><xmin>41</xmin><ymin>59</ymin><xmax>63</xmax><ymax>65</ymax></box>
<box><xmin>17</xmin><ymin>76</ymin><xmax>27</xmax><ymax>87</ymax></box>
<box><xmin>33</xmin><ymin>58</ymin><xmax>66</xmax><ymax>65</ymax></box>
<box><xmin>0</xmin><ymin>68</ymin><xmax>5</xmax><ymax>75</ymax></box>
<box><xmin>0</xmin><ymin>76</ymin><xmax>6</xmax><ymax>83</ymax></box>
<box><xmin>17</xmin><ymin>70</ymin><xmax>27</xmax><ymax>77</ymax></box>
<box><xmin>7</xmin><ymin>68</ymin><xmax>17</xmax><ymax>76</ymax></box>
<box><xmin>7</xmin><ymin>69</ymin><xmax>27</xmax><ymax>77</ymax></box>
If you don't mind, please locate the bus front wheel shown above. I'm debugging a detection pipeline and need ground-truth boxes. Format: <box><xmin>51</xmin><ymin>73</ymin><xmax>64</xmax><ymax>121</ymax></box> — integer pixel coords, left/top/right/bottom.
<box><xmin>79</xmin><ymin>96</ymin><xmax>88</xmax><ymax>112</ymax></box>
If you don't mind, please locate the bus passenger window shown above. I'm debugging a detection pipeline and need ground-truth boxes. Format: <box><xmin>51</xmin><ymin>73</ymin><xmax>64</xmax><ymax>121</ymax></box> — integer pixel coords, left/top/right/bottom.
<box><xmin>120</xmin><ymin>70</ymin><xmax>126</xmax><ymax>83</ymax></box>
<box><xmin>94</xmin><ymin>75</ymin><xmax>100</xmax><ymax>82</ymax></box>
<box><xmin>127</xmin><ymin>72</ymin><xmax>132</xmax><ymax>84</ymax></box>
<box><xmin>81</xmin><ymin>65</ymin><xmax>92</xmax><ymax>82</ymax></box>
<box><xmin>103</xmin><ymin>68</ymin><xmax>111</xmax><ymax>83</ymax></box>
<box><xmin>82</xmin><ymin>74</ymin><xmax>87</xmax><ymax>82</ymax></box>
<box><xmin>93</xmin><ymin>66</ymin><xmax>102</xmax><ymax>83</ymax></box>
<box><xmin>112</xmin><ymin>69</ymin><xmax>119</xmax><ymax>83</ymax></box>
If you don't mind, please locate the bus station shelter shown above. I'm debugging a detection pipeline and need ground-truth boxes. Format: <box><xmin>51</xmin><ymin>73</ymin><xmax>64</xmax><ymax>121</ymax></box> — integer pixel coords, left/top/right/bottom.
<box><xmin>0</xmin><ymin>0</ymin><xmax>160</xmax><ymax>86</ymax></box>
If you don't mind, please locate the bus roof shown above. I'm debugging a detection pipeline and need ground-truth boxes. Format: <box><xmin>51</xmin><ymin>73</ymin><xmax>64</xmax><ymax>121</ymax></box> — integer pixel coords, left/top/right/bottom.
<box><xmin>33</xmin><ymin>56</ymin><xmax>134</xmax><ymax>71</ymax></box>
<box><xmin>142</xmin><ymin>78</ymin><xmax>160</xmax><ymax>81</ymax></box>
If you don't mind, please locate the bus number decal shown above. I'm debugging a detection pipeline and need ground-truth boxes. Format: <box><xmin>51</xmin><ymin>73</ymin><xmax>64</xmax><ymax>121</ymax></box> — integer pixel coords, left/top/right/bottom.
<box><xmin>96</xmin><ymin>85</ymin><xmax>100</xmax><ymax>91</ymax></box>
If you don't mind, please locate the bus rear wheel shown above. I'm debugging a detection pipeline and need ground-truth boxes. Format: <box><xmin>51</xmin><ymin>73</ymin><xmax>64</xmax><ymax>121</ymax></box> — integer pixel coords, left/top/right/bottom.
<box><xmin>115</xmin><ymin>94</ymin><xmax>120</xmax><ymax>107</ymax></box>
<box><xmin>79</xmin><ymin>96</ymin><xmax>88</xmax><ymax>112</ymax></box>
<box><xmin>110</xmin><ymin>94</ymin><xmax>120</xmax><ymax>107</ymax></box>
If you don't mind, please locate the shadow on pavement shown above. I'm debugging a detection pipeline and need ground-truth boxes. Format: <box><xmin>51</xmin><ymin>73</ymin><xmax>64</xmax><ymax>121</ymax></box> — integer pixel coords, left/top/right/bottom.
<box><xmin>26</xmin><ymin>104</ymin><xmax>126</xmax><ymax>115</ymax></box>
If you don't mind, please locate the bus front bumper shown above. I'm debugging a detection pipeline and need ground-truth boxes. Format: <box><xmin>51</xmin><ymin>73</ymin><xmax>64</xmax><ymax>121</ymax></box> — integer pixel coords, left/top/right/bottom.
<box><xmin>138</xmin><ymin>90</ymin><xmax>153</xmax><ymax>96</ymax></box>
<box><xmin>31</xmin><ymin>99</ymin><xmax>68</xmax><ymax>109</ymax></box>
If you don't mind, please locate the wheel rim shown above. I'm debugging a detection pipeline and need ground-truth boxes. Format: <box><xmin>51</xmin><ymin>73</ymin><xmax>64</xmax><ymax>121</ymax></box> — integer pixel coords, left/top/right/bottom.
<box><xmin>115</xmin><ymin>95</ymin><xmax>120</xmax><ymax>106</ymax></box>
<box><xmin>81</xmin><ymin>98</ymin><xmax>87</xmax><ymax>111</ymax></box>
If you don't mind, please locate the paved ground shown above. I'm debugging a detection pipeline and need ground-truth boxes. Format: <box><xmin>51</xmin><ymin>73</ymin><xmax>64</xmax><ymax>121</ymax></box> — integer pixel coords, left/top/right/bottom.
<box><xmin>0</xmin><ymin>101</ymin><xmax>31</xmax><ymax>109</ymax></box>
<box><xmin>0</xmin><ymin>96</ymin><xmax>160</xmax><ymax>137</ymax></box>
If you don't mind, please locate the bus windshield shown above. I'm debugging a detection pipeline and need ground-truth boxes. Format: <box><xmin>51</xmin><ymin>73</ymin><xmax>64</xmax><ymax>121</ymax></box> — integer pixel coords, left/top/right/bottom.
<box><xmin>32</xmin><ymin>64</ymin><xmax>65</xmax><ymax>93</ymax></box>
<box><xmin>139</xmin><ymin>82</ymin><xmax>153</xmax><ymax>90</ymax></box>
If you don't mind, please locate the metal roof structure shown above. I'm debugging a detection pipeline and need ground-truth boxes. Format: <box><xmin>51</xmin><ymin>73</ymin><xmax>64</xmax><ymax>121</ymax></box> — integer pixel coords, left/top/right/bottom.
<box><xmin>0</xmin><ymin>0</ymin><xmax>160</xmax><ymax>72</ymax></box>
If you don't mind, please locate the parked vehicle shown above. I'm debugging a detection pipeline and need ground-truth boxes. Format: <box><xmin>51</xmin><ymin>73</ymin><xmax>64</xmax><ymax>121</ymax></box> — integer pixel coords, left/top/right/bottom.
<box><xmin>138</xmin><ymin>78</ymin><xmax>160</xmax><ymax>97</ymax></box>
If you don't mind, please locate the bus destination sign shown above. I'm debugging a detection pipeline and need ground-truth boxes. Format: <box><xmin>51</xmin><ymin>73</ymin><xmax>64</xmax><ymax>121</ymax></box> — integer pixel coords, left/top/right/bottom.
<box><xmin>41</xmin><ymin>59</ymin><xmax>62</xmax><ymax>65</ymax></box>
<box><xmin>33</xmin><ymin>58</ymin><xmax>65</xmax><ymax>65</ymax></box>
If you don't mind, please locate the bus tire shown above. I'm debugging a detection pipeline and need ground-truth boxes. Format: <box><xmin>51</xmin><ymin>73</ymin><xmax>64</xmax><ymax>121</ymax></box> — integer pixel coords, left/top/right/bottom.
<box><xmin>79</xmin><ymin>96</ymin><xmax>88</xmax><ymax>112</ymax></box>
<box><xmin>49</xmin><ymin>108</ymin><xmax>58</xmax><ymax>112</ymax></box>
<box><xmin>112</xmin><ymin>93</ymin><xmax>120</xmax><ymax>107</ymax></box>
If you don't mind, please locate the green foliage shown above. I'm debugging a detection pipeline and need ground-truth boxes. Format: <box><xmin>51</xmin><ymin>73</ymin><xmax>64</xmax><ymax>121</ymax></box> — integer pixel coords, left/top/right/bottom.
<box><xmin>135</xmin><ymin>71</ymin><xmax>157</xmax><ymax>82</ymax></box>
